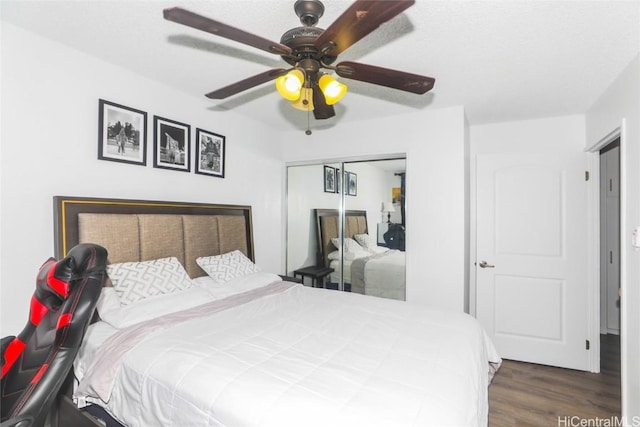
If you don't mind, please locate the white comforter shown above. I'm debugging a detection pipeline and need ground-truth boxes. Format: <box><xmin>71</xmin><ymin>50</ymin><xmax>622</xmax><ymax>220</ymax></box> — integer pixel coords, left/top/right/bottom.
<box><xmin>75</xmin><ymin>275</ymin><xmax>500</xmax><ymax>427</ymax></box>
<box><xmin>353</xmin><ymin>250</ymin><xmax>406</xmax><ymax>299</ymax></box>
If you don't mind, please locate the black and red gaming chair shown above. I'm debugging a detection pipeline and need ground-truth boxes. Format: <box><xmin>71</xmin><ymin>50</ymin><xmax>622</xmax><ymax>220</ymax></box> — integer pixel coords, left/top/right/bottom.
<box><xmin>1</xmin><ymin>243</ymin><xmax>108</xmax><ymax>427</ymax></box>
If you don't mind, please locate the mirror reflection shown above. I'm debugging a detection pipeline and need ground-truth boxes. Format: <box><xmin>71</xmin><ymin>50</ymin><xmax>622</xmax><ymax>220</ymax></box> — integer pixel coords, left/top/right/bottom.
<box><xmin>286</xmin><ymin>157</ymin><xmax>406</xmax><ymax>300</ymax></box>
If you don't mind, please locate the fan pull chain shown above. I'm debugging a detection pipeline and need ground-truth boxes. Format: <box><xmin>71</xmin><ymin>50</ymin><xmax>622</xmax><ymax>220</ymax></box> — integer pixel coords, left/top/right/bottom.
<box><xmin>306</xmin><ymin>107</ymin><xmax>312</xmax><ymax>135</ymax></box>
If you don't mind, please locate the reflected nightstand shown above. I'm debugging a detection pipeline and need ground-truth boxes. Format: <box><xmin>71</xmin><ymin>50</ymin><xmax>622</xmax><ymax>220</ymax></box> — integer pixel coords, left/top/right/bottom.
<box><xmin>292</xmin><ymin>266</ymin><xmax>334</xmax><ymax>288</ymax></box>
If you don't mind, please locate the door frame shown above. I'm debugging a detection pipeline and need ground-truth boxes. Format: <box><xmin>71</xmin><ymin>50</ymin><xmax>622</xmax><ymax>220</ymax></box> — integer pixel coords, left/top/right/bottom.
<box><xmin>598</xmin><ymin>139</ymin><xmax>621</xmax><ymax>335</ymax></box>
<box><xmin>585</xmin><ymin>120</ymin><xmax>626</xmax><ymax>379</ymax></box>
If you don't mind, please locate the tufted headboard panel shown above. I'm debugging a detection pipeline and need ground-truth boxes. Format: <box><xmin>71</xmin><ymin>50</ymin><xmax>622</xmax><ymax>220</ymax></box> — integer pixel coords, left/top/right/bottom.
<box><xmin>314</xmin><ymin>209</ymin><xmax>368</xmax><ymax>268</ymax></box>
<box><xmin>54</xmin><ymin>197</ymin><xmax>253</xmax><ymax>280</ymax></box>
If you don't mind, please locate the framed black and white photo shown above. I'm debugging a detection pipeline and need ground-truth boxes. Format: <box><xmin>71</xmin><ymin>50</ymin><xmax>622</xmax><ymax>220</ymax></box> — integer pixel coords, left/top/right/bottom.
<box><xmin>324</xmin><ymin>166</ymin><xmax>336</xmax><ymax>193</ymax></box>
<box><xmin>98</xmin><ymin>99</ymin><xmax>147</xmax><ymax>165</ymax></box>
<box><xmin>347</xmin><ymin>171</ymin><xmax>357</xmax><ymax>196</ymax></box>
<box><xmin>153</xmin><ymin>116</ymin><xmax>190</xmax><ymax>172</ymax></box>
<box><xmin>195</xmin><ymin>128</ymin><xmax>225</xmax><ymax>178</ymax></box>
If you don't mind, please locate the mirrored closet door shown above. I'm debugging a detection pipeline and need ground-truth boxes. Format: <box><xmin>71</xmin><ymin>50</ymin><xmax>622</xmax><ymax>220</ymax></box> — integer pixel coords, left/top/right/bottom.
<box><xmin>286</xmin><ymin>157</ymin><xmax>406</xmax><ymax>300</ymax></box>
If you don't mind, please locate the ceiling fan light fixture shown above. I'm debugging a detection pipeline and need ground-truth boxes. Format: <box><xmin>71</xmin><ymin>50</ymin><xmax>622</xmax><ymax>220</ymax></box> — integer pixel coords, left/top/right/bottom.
<box><xmin>165</xmin><ymin>2</ymin><xmax>435</xmax><ymax>123</ymax></box>
<box><xmin>318</xmin><ymin>74</ymin><xmax>347</xmax><ymax>105</ymax></box>
<box><xmin>291</xmin><ymin>87</ymin><xmax>314</xmax><ymax>111</ymax></box>
<box><xmin>276</xmin><ymin>69</ymin><xmax>304</xmax><ymax>101</ymax></box>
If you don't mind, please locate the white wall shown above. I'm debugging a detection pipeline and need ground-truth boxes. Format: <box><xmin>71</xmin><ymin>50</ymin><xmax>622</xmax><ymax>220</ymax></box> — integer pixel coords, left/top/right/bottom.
<box><xmin>0</xmin><ymin>23</ymin><xmax>284</xmax><ymax>336</ymax></box>
<box><xmin>470</xmin><ymin>115</ymin><xmax>587</xmax><ymax>153</ymax></box>
<box><xmin>343</xmin><ymin>162</ymin><xmax>398</xmax><ymax>224</ymax></box>
<box><xmin>586</xmin><ymin>54</ymin><xmax>640</xmax><ymax>421</ymax></box>
<box><xmin>281</xmin><ymin>106</ymin><xmax>468</xmax><ymax>311</ymax></box>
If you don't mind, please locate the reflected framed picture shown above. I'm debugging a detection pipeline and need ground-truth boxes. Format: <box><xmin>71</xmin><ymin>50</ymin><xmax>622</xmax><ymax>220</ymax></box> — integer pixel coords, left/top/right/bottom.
<box><xmin>347</xmin><ymin>171</ymin><xmax>357</xmax><ymax>196</ymax></box>
<box><xmin>98</xmin><ymin>99</ymin><xmax>147</xmax><ymax>165</ymax></box>
<box><xmin>324</xmin><ymin>166</ymin><xmax>336</xmax><ymax>193</ymax></box>
<box><xmin>153</xmin><ymin>116</ymin><xmax>190</xmax><ymax>172</ymax></box>
<box><xmin>392</xmin><ymin>187</ymin><xmax>402</xmax><ymax>203</ymax></box>
<box><xmin>195</xmin><ymin>128</ymin><xmax>225</xmax><ymax>178</ymax></box>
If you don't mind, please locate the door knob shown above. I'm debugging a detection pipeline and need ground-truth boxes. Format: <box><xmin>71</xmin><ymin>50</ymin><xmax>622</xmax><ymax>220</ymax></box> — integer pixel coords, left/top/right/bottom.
<box><xmin>479</xmin><ymin>260</ymin><xmax>495</xmax><ymax>268</ymax></box>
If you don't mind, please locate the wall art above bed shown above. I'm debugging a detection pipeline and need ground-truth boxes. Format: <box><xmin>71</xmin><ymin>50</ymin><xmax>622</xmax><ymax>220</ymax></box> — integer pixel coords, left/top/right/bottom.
<box><xmin>97</xmin><ymin>99</ymin><xmax>147</xmax><ymax>166</ymax></box>
<box><xmin>153</xmin><ymin>115</ymin><xmax>191</xmax><ymax>172</ymax></box>
<box><xmin>97</xmin><ymin>98</ymin><xmax>228</xmax><ymax>179</ymax></box>
<box><xmin>195</xmin><ymin>128</ymin><xmax>225</xmax><ymax>178</ymax></box>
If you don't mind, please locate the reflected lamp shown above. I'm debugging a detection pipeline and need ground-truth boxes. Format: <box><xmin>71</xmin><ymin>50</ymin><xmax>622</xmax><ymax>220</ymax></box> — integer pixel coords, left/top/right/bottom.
<box><xmin>382</xmin><ymin>202</ymin><xmax>396</xmax><ymax>223</ymax></box>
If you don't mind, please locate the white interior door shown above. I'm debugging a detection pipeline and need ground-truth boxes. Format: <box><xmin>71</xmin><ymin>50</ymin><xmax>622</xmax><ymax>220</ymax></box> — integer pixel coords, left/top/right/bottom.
<box><xmin>476</xmin><ymin>153</ymin><xmax>590</xmax><ymax>371</ymax></box>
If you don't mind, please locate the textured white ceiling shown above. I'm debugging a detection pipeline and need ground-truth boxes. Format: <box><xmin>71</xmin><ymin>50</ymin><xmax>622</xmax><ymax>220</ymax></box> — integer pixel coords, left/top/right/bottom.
<box><xmin>2</xmin><ymin>0</ymin><xmax>639</xmax><ymax>131</ymax></box>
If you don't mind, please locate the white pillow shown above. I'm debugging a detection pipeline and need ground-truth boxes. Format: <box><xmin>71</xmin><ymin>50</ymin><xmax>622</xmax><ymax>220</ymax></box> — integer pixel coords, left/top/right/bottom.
<box><xmin>196</xmin><ymin>250</ymin><xmax>261</xmax><ymax>284</ymax></box>
<box><xmin>354</xmin><ymin>234</ymin><xmax>377</xmax><ymax>250</ymax></box>
<box><xmin>367</xmin><ymin>246</ymin><xmax>390</xmax><ymax>254</ymax></box>
<box><xmin>327</xmin><ymin>249</ymin><xmax>370</xmax><ymax>261</ymax></box>
<box><xmin>331</xmin><ymin>237</ymin><xmax>362</xmax><ymax>253</ymax></box>
<box><xmin>95</xmin><ymin>287</ymin><xmax>121</xmax><ymax>318</ymax></box>
<box><xmin>106</xmin><ymin>257</ymin><xmax>195</xmax><ymax>306</ymax></box>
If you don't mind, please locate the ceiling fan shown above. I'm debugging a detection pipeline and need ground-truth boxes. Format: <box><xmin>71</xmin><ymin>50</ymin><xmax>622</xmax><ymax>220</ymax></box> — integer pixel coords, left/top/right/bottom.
<box><xmin>163</xmin><ymin>0</ymin><xmax>435</xmax><ymax>122</ymax></box>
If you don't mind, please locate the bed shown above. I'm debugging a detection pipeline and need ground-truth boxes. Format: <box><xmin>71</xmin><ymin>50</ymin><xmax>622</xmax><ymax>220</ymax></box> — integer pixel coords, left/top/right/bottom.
<box><xmin>315</xmin><ymin>209</ymin><xmax>406</xmax><ymax>300</ymax></box>
<box><xmin>55</xmin><ymin>196</ymin><xmax>501</xmax><ymax>427</ymax></box>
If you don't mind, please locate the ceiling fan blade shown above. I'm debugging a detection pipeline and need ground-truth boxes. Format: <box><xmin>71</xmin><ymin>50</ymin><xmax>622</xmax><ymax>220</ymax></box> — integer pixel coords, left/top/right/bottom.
<box><xmin>163</xmin><ymin>7</ymin><xmax>292</xmax><ymax>56</ymax></box>
<box><xmin>205</xmin><ymin>68</ymin><xmax>288</xmax><ymax>99</ymax></box>
<box><xmin>312</xmin><ymin>86</ymin><xmax>336</xmax><ymax>120</ymax></box>
<box><xmin>335</xmin><ymin>61</ymin><xmax>435</xmax><ymax>94</ymax></box>
<box><xmin>314</xmin><ymin>0</ymin><xmax>415</xmax><ymax>56</ymax></box>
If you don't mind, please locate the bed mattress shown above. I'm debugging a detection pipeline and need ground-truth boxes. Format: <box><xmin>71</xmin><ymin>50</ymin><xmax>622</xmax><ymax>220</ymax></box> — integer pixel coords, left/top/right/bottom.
<box><xmin>75</xmin><ymin>274</ymin><xmax>500</xmax><ymax>427</ymax></box>
<box><xmin>331</xmin><ymin>250</ymin><xmax>405</xmax><ymax>299</ymax></box>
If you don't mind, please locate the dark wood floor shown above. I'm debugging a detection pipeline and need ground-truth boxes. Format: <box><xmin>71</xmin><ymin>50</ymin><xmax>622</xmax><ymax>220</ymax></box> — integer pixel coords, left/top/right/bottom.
<box><xmin>488</xmin><ymin>334</ymin><xmax>621</xmax><ymax>426</ymax></box>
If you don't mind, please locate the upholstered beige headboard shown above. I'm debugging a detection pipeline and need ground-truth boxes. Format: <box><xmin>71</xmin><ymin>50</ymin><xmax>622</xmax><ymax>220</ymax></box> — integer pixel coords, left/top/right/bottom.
<box><xmin>314</xmin><ymin>209</ymin><xmax>368</xmax><ymax>268</ymax></box>
<box><xmin>54</xmin><ymin>196</ymin><xmax>254</xmax><ymax>279</ymax></box>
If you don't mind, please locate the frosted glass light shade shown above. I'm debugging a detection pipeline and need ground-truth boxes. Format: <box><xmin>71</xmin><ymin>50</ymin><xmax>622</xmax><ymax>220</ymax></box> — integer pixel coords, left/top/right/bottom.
<box><xmin>291</xmin><ymin>87</ymin><xmax>314</xmax><ymax>111</ymax></box>
<box><xmin>275</xmin><ymin>70</ymin><xmax>304</xmax><ymax>101</ymax></box>
<box><xmin>318</xmin><ymin>74</ymin><xmax>347</xmax><ymax>105</ymax></box>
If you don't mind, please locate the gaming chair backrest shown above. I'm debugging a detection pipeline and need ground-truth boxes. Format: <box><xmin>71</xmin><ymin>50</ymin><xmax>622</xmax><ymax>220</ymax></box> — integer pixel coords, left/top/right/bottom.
<box><xmin>0</xmin><ymin>243</ymin><xmax>108</xmax><ymax>426</ymax></box>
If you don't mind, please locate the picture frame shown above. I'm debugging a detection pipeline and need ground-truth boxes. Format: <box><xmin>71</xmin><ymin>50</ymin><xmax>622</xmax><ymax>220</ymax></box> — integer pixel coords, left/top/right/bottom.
<box><xmin>324</xmin><ymin>166</ymin><xmax>336</xmax><ymax>193</ymax></box>
<box><xmin>195</xmin><ymin>128</ymin><xmax>226</xmax><ymax>178</ymax></box>
<box><xmin>392</xmin><ymin>187</ymin><xmax>402</xmax><ymax>203</ymax></box>
<box><xmin>98</xmin><ymin>99</ymin><xmax>147</xmax><ymax>165</ymax></box>
<box><xmin>153</xmin><ymin>116</ymin><xmax>190</xmax><ymax>172</ymax></box>
<box><xmin>337</xmin><ymin>169</ymin><xmax>349</xmax><ymax>195</ymax></box>
<box><xmin>347</xmin><ymin>171</ymin><xmax>358</xmax><ymax>196</ymax></box>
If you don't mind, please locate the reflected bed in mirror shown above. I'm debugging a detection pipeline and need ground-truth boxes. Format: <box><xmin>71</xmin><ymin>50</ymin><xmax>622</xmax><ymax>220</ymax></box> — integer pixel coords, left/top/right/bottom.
<box><xmin>315</xmin><ymin>209</ymin><xmax>406</xmax><ymax>300</ymax></box>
